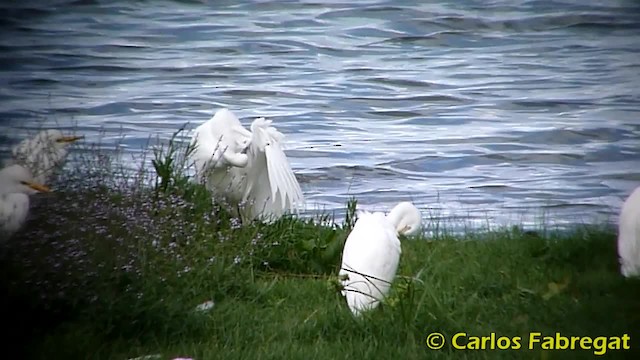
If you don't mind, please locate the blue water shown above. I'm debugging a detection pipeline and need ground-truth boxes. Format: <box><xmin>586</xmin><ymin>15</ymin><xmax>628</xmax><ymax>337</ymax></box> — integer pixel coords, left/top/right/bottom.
<box><xmin>1</xmin><ymin>0</ymin><xmax>639</xmax><ymax>230</ymax></box>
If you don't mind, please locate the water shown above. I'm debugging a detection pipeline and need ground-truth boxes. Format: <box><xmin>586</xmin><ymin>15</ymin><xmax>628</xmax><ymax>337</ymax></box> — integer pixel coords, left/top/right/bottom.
<box><xmin>1</xmin><ymin>0</ymin><xmax>639</xmax><ymax>230</ymax></box>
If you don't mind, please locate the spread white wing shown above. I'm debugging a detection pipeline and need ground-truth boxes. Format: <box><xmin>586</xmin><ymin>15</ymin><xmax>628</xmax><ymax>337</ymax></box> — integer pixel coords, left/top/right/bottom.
<box><xmin>243</xmin><ymin>117</ymin><xmax>304</xmax><ymax>221</ymax></box>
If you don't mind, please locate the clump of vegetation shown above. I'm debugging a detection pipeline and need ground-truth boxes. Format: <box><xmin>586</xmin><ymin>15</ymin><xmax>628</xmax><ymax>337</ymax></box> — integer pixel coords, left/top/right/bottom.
<box><xmin>1</xmin><ymin>129</ymin><xmax>639</xmax><ymax>360</ymax></box>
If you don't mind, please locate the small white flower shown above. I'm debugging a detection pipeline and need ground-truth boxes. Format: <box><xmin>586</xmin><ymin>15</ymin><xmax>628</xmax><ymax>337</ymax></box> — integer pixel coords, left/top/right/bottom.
<box><xmin>126</xmin><ymin>355</ymin><xmax>161</xmax><ymax>360</ymax></box>
<box><xmin>195</xmin><ymin>300</ymin><xmax>215</xmax><ymax>312</ymax></box>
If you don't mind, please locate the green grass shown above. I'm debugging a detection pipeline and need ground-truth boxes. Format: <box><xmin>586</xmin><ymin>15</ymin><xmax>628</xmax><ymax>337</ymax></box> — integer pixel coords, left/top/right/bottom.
<box><xmin>1</xmin><ymin>132</ymin><xmax>639</xmax><ymax>360</ymax></box>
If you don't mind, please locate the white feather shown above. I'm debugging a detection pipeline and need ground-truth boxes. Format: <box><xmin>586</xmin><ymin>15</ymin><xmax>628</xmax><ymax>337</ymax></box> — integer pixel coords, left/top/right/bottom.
<box><xmin>618</xmin><ymin>186</ymin><xmax>640</xmax><ymax>277</ymax></box>
<box><xmin>339</xmin><ymin>201</ymin><xmax>422</xmax><ymax>316</ymax></box>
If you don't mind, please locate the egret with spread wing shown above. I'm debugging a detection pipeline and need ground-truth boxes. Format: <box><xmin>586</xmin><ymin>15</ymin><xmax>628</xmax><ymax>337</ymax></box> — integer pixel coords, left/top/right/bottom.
<box><xmin>1</xmin><ymin>164</ymin><xmax>51</xmax><ymax>240</ymax></box>
<box><xmin>189</xmin><ymin>108</ymin><xmax>304</xmax><ymax>222</ymax></box>
<box><xmin>8</xmin><ymin>129</ymin><xmax>83</xmax><ymax>183</ymax></box>
<box><xmin>339</xmin><ymin>201</ymin><xmax>422</xmax><ymax>316</ymax></box>
<box><xmin>618</xmin><ymin>186</ymin><xmax>640</xmax><ymax>278</ymax></box>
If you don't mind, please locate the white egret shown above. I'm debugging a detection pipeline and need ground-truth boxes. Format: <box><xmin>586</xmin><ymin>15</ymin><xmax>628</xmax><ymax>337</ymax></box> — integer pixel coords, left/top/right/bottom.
<box><xmin>0</xmin><ymin>164</ymin><xmax>50</xmax><ymax>240</ymax></box>
<box><xmin>617</xmin><ymin>186</ymin><xmax>640</xmax><ymax>278</ymax></box>
<box><xmin>339</xmin><ymin>201</ymin><xmax>422</xmax><ymax>316</ymax></box>
<box><xmin>8</xmin><ymin>129</ymin><xmax>83</xmax><ymax>183</ymax></box>
<box><xmin>189</xmin><ymin>108</ymin><xmax>304</xmax><ymax>222</ymax></box>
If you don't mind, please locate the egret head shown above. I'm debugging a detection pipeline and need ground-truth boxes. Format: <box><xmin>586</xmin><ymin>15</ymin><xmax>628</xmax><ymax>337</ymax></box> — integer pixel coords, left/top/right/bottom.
<box><xmin>13</xmin><ymin>129</ymin><xmax>83</xmax><ymax>159</ymax></box>
<box><xmin>44</xmin><ymin>129</ymin><xmax>84</xmax><ymax>147</ymax></box>
<box><xmin>0</xmin><ymin>165</ymin><xmax>51</xmax><ymax>195</ymax></box>
<box><xmin>234</xmin><ymin>133</ymin><xmax>251</xmax><ymax>153</ymax></box>
<box><xmin>386</xmin><ymin>201</ymin><xmax>422</xmax><ymax>236</ymax></box>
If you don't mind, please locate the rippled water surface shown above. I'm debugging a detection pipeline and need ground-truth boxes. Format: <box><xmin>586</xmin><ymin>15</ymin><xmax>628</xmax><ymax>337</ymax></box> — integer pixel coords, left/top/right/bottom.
<box><xmin>1</xmin><ymin>0</ymin><xmax>639</xmax><ymax>230</ymax></box>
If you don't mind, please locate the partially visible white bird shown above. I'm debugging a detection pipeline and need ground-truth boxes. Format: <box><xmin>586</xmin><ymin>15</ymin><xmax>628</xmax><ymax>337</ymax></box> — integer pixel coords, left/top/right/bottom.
<box><xmin>189</xmin><ymin>108</ymin><xmax>304</xmax><ymax>222</ymax></box>
<box><xmin>617</xmin><ymin>186</ymin><xmax>640</xmax><ymax>278</ymax></box>
<box><xmin>0</xmin><ymin>164</ymin><xmax>50</xmax><ymax>240</ymax></box>
<box><xmin>339</xmin><ymin>201</ymin><xmax>422</xmax><ymax>316</ymax></box>
<box><xmin>7</xmin><ymin>129</ymin><xmax>83</xmax><ymax>183</ymax></box>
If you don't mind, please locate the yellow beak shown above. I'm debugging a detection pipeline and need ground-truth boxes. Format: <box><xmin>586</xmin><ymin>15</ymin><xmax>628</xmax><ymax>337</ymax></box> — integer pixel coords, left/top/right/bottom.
<box><xmin>56</xmin><ymin>135</ymin><xmax>84</xmax><ymax>143</ymax></box>
<box><xmin>23</xmin><ymin>181</ymin><xmax>51</xmax><ymax>193</ymax></box>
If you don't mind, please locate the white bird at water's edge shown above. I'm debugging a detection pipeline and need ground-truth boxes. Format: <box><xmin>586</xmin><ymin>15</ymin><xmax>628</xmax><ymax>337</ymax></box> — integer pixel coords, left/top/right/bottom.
<box><xmin>0</xmin><ymin>164</ymin><xmax>51</xmax><ymax>240</ymax></box>
<box><xmin>6</xmin><ymin>129</ymin><xmax>84</xmax><ymax>184</ymax></box>
<box><xmin>188</xmin><ymin>108</ymin><xmax>304</xmax><ymax>222</ymax></box>
<box><xmin>339</xmin><ymin>201</ymin><xmax>422</xmax><ymax>316</ymax></box>
<box><xmin>617</xmin><ymin>185</ymin><xmax>640</xmax><ymax>278</ymax></box>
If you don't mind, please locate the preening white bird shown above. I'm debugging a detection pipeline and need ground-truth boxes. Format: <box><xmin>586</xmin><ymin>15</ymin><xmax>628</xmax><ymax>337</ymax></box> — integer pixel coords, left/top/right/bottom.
<box><xmin>617</xmin><ymin>186</ymin><xmax>640</xmax><ymax>278</ymax></box>
<box><xmin>339</xmin><ymin>201</ymin><xmax>422</xmax><ymax>316</ymax></box>
<box><xmin>0</xmin><ymin>164</ymin><xmax>50</xmax><ymax>240</ymax></box>
<box><xmin>8</xmin><ymin>129</ymin><xmax>83</xmax><ymax>183</ymax></box>
<box><xmin>189</xmin><ymin>108</ymin><xmax>304</xmax><ymax>222</ymax></box>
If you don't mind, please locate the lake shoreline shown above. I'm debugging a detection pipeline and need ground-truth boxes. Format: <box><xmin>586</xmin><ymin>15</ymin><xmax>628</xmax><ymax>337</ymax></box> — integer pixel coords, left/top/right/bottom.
<box><xmin>1</xmin><ymin>141</ymin><xmax>638</xmax><ymax>359</ymax></box>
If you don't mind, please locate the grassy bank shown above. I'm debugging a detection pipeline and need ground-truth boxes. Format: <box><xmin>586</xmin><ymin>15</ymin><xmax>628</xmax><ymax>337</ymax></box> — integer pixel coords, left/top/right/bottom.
<box><xmin>1</xmin><ymin>135</ymin><xmax>639</xmax><ymax>360</ymax></box>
